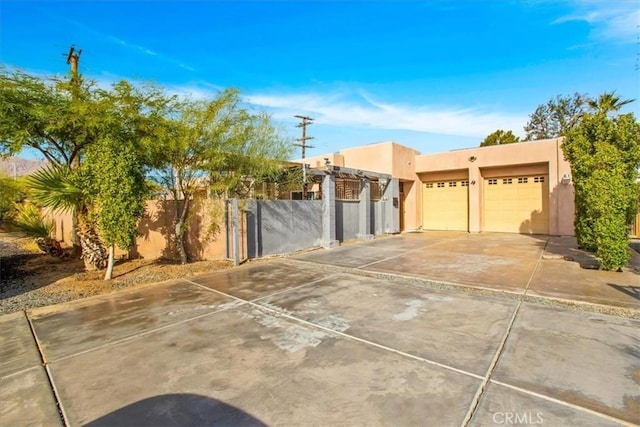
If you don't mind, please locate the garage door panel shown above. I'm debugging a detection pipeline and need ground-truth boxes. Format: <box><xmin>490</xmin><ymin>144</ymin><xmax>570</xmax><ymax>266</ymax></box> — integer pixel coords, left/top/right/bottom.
<box><xmin>423</xmin><ymin>181</ymin><xmax>468</xmax><ymax>231</ymax></box>
<box><xmin>484</xmin><ymin>175</ymin><xmax>548</xmax><ymax>234</ymax></box>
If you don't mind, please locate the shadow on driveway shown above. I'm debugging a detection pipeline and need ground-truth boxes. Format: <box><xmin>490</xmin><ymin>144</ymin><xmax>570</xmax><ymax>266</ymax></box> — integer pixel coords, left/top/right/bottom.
<box><xmin>85</xmin><ymin>394</ymin><xmax>266</xmax><ymax>427</ymax></box>
<box><xmin>607</xmin><ymin>284</ymin><xmax>640</xmax><ymax>301</ymax></box>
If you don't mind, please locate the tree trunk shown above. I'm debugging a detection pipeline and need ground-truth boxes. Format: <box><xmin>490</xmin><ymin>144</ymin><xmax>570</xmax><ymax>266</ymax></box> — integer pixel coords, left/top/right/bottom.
<box><xmin>77</xmin><ymin>227</ymin><xmax>108</xmax><ymax>271</ymax></box>
<box><xmin>104</xmin><ymin>244</ymin><xmax>115</xmax><ymax>280</ymax></box>
<box><xmin>176</xmin><ymin>197</ymin><xmax>190</xmax><ymax>265</ymax></box>
<box><xmin>71</xmin><ymin>212</ymin><xmax>82</xmax><ymax>257</ymax></box>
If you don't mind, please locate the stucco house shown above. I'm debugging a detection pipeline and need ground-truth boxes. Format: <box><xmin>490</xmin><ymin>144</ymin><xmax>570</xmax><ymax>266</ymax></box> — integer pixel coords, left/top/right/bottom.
<box><xmin>300</xmin><ymin>138</ymin><xmax>576</xmax><ymax>236</ymax></box>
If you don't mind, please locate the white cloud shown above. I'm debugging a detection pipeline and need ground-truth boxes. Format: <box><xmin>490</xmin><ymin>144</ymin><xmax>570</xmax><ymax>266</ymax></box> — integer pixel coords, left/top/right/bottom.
<box><xmin>55</xmin><ymin>15</ymin><xmax>195</xmax><ymax>72</ymax></box>
<box><xmin>246</xmin><ymin>90</ymin><xmax>527</xmax><ymax>138</ymax></box>
<box><xmin>104</xmin><ymin>35</ymin><xmax>195</xmax><ymax>71</ymax></box>
<box><xmin>165</xmin><ymin>84</ymin><xmax>219</xmax><ymax>100</ymax></box>
<box><xmin>553</xmin><ymin>1</ymin><xmax>639</xmax><ymax>43</ymax></box>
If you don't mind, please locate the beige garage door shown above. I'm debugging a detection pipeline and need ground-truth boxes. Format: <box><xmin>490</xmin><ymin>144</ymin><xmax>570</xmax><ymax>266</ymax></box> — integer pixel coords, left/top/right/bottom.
<box><xmin>422</xmin><ymin>180</ymin><xmax>468</xmax><ymax>231</ymax></box>
<box><xmin>484</xmin><ymin>175</ymin><xmax>549</xmax><ymax>234</ymax></box>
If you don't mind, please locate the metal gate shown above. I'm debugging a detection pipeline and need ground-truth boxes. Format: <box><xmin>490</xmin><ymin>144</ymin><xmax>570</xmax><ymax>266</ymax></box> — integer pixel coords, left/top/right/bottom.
<box><xmin>225</xmin><ymin>198</ymin><xmax>248</xmax><ymax>265</ymax></box>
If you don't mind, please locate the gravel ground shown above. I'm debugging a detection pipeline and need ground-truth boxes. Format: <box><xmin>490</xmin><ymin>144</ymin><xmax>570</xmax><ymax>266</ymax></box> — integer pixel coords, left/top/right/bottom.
<box><xmin>0</xmin><ymin>233</ymin><xmax>51</xmax><ymax>313</ymax></box>
<box><xmin>0</xmin><ymin>232</ymin><xmax>233</xmax><ymax>315</ymax></box>
<box><xmin>0</xmin><ymin>232</ymin><xmax>37</xmax><ymax>257</ymax></box>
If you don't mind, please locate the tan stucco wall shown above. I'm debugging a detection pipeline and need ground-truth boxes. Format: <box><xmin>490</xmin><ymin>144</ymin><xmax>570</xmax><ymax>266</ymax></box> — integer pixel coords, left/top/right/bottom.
<box><xmin>303</xmin><ymin>153</ymin><xmax>345</xmax><ymax>168</ymax></box>
<box><xmin>415</xmin><ymin>138</ymin><xmax>574</xmax><ymax>235</ymax></box>
<box><xmin>47</xmin><ymin>198</ymin><xmax>227</xmax><ymax>261</ymax></box>
<box><xmin>299</xmin><ymin>138</ymin><xmax>574</xmax><ymax>236</ymax></box>
<box><xmin>300</xmin><ymin>142</ymin><xmax>422</xmax><ymax>230</ymax></box>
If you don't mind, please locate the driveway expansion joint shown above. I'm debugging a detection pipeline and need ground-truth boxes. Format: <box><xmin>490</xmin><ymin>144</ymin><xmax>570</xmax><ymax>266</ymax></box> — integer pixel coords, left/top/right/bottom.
<box><xmin>286</xmin><ymin>258</ymin><xmax>640</xmax><ymax>319</ymax></box>
<box><xmin>489</xmin><ymin>380</ymin><xmax>639</xmax><ymax>427</ymax></box>
<box><xmin>24</xmin><ymin>310</ymin><xmax>69</xmax><ymax>427</ymax></box>
<box><xmin>184</xmin><ymin>278</ymin><xmax>486</xmax><ymax>381</ymax></box>
<box><xmin>49</xmin><ymin>301</ymin><xmax>248</xmax><ymax>364</ymax></box>
<box><xmin>462</xmin><ymin>237</ymin><xmax>549</xmax><ymax>427</ymax></box>
<box><xmin>356</xmin><ymin>240</ymin><xmax>449</xmax><ymax>269</ymax></box>
<box><xmin>249</xmin><ymin>272</ymin><xmax>341</xmax><ymax>303</ymax></box>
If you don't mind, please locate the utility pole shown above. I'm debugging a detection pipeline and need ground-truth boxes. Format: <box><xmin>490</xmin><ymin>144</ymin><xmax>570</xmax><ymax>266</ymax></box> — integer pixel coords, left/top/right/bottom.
<box><xmin>294</xmin><ymin>115</ymin><xmax>314</xmax><ymax>199</ymax></box>
<box><xmin>64</xmin><ymin>45</ymin><xmax>82</xmax><ymax>170</ymax></box>
<box><xmin>64</xmin><ymin>45</ymin><xmax>82</xmax><ymax>83</ymax></box>
<box><xmin>294</xmin><ymin>115</ymin><xmax>314</xmax><ymax>159</ymax></box>
<box><xmin>63</xmin><ymin>45</ymin><xmax>83</xmax><ymax>256</ymax></box>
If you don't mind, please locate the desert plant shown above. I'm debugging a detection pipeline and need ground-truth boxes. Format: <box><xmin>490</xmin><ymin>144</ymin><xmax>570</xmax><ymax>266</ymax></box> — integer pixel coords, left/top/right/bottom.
<box><xmin>14</xmin><ymin>203</ymin><xmax>53</xmax><ymax>238</ymax></box>
<box><xmin>26</xmin><ymin>165</ymin><xmax>107</xmax><ymax>268</ymax></box>
<box><xmin>0</xmin><ymin>173</ymin><xmax>26</xmax><ymax>223</ymax></box>
<box><xmin>13</xmin><ymin>203</ymin><xmax>64</xmax><ymax>256</ymax></box>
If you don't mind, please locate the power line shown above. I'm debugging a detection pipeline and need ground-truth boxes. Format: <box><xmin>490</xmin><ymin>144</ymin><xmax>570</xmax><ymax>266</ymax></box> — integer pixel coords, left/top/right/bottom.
<box><xmin>294</xmin><ymin>115</ymin><xmax>314</xmax><ymax>159</ymax></box>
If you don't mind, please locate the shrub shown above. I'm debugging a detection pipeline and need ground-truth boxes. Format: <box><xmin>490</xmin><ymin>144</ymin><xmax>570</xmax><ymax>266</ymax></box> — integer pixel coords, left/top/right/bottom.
<box><xmin>14</xmin><ymin>203</ymin><xmax>54</xmax><ymax>238</ymax></box>
<box><xmin>0</xmin><ymin>174</ymin><xmax>26</xmax><ymax>223</ymax></box>
<box><xmin>563</xmin><ymin>112</ymin><xmax>640</xmax><ymax>270</ymax></box>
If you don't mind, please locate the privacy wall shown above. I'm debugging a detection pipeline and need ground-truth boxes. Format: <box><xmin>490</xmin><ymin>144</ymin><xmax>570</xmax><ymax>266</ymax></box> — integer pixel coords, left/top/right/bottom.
<box><xmin>244</xmin><ymin>175</ymin><xmax>400</xmax><ymax>258</ymax></box>
<box><xmin>245</xmin><ymin>200</ymin><xmax>322</xmax><ymax>258</ymax></box>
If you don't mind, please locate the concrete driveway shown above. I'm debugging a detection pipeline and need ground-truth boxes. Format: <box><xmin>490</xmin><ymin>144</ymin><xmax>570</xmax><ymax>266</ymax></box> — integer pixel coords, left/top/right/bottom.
<box><xmin>1</xmin><ymin>232</ymin><xmax>638</xmax><ymax>426</ymax></box>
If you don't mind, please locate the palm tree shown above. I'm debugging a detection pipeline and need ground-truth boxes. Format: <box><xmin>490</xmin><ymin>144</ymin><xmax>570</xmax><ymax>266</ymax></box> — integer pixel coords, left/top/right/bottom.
<box><xmin>588</xmin><ymin>91</ymin><xmax>635</xmax><ymax>115</ymax></box>
<box><xmin>27</xmin><ymin>165</ymin><xmax>108</xmax><ymax>269</ymax></box>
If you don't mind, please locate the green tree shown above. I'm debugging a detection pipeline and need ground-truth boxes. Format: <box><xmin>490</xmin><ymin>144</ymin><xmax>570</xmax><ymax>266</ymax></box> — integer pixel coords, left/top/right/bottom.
<box><xmin>524</xmin><ymin>93</ymin><xmax>591</xmax><ymax>140</ymax></box>
<box><xmin>480</xmin><ymin>129</ymin><xmax>520</xmax><ymax>147</ymax></box>
<box><xmin>148</xmin><ymin>89</ymin><xmax>292</xmax><ymax>264</ymax></box>
<box><xmin>0</xmin><ymin>68</ymin><xmax>106</xmax><ymax>252</ymax></box>
<box><xmin>563</xmin><ymin>112</ymin><xmax>640</xmax><ymax>270</ymax></box>
<box><xmin>84</xmin><ymin>137</ymin><xmax>148</xmax><ymax>280</ymax></box>
<box><xmin>0</xmin><ymin>67</ymin><xmax>102</xmax><ymax>167</ymax></box>
<box><xmin>1</xmin><ymin>69</ymin><xmax>168</xmax><ymax>256</ymax></box>
<box><xmin>19</xmin><ymin>76</ymin><xmax>168</xmax><ymax>271</ymax></box>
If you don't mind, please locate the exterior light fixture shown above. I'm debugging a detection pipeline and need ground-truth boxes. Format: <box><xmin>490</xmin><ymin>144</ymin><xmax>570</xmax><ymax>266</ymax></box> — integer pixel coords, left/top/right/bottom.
<box><xmin>469</xmin><ymin>156</ymin><xmax>477</xmax><ymax>162</ymax></box>
<box><xmin>561</xmin><ymin>173</ymin><xmax>571</xmax><ymax>184</ymax></box>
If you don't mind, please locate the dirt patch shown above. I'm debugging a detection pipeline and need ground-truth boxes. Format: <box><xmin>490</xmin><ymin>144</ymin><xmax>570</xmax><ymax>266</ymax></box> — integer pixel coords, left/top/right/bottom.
<box><xmin>0</xmin><ymin>232</ymin><xmax>233</xmax><ymax>315</ymax></box>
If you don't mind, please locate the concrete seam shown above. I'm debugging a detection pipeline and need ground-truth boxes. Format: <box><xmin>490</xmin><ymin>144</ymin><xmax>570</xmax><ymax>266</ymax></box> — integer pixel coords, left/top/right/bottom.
<box><xmin>288</xmin><ymin>259</ymin><xmax>529</xmax><ymax>301</ymax></box>
<box><xmin>23</xmin><ymin>276</ymin><xmax>222</xmax><ymax>319</ymax></box>
<box><xmin>0</xmin><ymin>365</ymin><xmax>40</xmax><ymax>380</ymax></box>
<box><xmin>36</xmin><ymin>274</ymin><xmax>346</xmax><ymax>364</ymax></box>
<box><xmin>24</xmin><ymin>310</ymin><xmax>70</xmax><ymax>427</ymax></box>
<box><xmin>460</xmin><ymin>237</ymin><xmax>550</xmax><ymax>427</ymax></box>
<box><xmin>250</xmin><ymin>273</ymin><xmax>341</xmax><ymax>303</ymax></box>
<box><xmin>184</xmin><ymin>278</ymin><xmax>486</xmax><ymax>381</ymax></box>
<box><xmin>286</xmin><ymin>256</ymin><xmax>640</xmax><ymax>319</ymax></box>
<box><xmin>51</xmin><ymin>302</ymin><xmax>247</xmax><ymax>364</ymax></box>
<box><xmin>356</xmin><ymin>238</ymin><xmax>456</xmax><ymax>269</ymax></box>
<box><xmin>289</xmin><ymin>258</ymin><xmax>525</xmax><ymax>295</ymax></box>
<box><xmin>521</xmin><ymin>294</ymin><xmax>639</xmax><ymax>318</ymax></box>
<box><xmin>489</xmin><ymin>380</ymin><xmax>638</xmax><ymax>427</ymax></box>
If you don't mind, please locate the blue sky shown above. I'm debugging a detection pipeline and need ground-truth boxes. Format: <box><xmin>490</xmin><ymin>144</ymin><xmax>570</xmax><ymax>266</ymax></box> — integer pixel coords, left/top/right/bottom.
<box><xmin>1</xmin><ymin>0</ymin><xmax>639</xmax><ymax>159</ymax></box>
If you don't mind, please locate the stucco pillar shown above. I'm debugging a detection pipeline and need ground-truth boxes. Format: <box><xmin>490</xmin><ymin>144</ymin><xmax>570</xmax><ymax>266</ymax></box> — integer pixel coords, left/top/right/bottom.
<box><xmin>383</xmin><ymin>178</ymin><xmax>400</xmax><ymax>233</ymax></box>
<box><xmin>468</xmin><ymin>165</ymin><xmax>481</xmax><ymax>233</ymax></box>
<box><xmin>321</xmin><ymin>174</ymin><xmax>339</xmax><ymax>248</ymax></box>
<box><xmin>231</xmin><ymin>198</ymin><xmax>241</xmax><ymax>265</ymax></box>
<box><xmin>358</xmin><ymin>178</ymin><xmax>373</xmax><ymax>240</ymax></box>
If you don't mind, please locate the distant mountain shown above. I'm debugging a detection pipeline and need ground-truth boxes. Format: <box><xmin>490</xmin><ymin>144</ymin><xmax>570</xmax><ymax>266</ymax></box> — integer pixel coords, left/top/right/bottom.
<box><xmin>0</xmin><ymin>157</ymin><xmax>48</xmax><ymax>177</ymax></box>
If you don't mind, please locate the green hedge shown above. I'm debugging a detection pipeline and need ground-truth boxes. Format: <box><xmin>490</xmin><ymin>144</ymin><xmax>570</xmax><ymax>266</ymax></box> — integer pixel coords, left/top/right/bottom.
<box><xmin>563</xmin><ymin>113</ymin><xmax>640</xmax><ymax>270</ymax></box>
